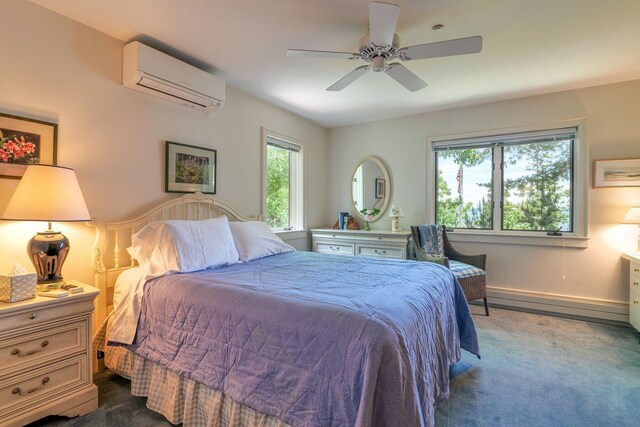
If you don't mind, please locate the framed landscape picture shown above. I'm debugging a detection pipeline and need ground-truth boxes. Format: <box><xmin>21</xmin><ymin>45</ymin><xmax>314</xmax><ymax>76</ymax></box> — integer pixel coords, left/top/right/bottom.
<box><xmin>0</xmin><ymin>112</ymin><xmax>57</xmax><ymax>179</ymax></box>
<box><xmin>594</xmin><ymin>158</ymin><xmax>640</xmax><ymax>188</ymax></box>
<box><xmin>166</xmin><ymin>141</ymin><xmax>216</xmax><ymax>194</ymax></box>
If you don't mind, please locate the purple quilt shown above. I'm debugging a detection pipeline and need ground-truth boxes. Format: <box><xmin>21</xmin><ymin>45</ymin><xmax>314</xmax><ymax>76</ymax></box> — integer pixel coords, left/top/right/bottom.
<box><xmin>129</xmin><ymin>251</ymin><xmax>479</xmax><ymax>426</ymax></box>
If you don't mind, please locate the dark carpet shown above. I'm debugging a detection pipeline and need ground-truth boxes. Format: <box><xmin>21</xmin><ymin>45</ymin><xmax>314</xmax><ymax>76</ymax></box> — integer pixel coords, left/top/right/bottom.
<box><xmin>30</xmin><ymin>307</ymin><xmax>640</xmax><ymax>426</ymax></box>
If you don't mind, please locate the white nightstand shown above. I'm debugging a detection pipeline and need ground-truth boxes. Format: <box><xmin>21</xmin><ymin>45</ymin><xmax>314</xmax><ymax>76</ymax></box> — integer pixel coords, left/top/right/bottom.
<box><xmin>623</xmin><ymin>253</ymin><xmax>640</xmax><ymax>333</ymax></box>
<box><xmin>0</xmin><ymin>281</ymin><xmax>99</xmax><ymax>427</ymax></box>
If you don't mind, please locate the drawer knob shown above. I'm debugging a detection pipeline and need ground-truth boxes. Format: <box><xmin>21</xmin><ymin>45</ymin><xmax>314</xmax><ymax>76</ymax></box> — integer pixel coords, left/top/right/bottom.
<box><xmin>330</xmin><ymin>246</ymin><xmax>338</xmax><ymax>251</ymax></box>
<box><xmin>331</xmin><ymin>234</ymin><xmax>336</xmax><ymax>238</ymax></box>
<box><xmin>377</xmin><ymin>236</ymin><xmax>382</xmax><ymax>240</ymax></box>
<box><xmin>28</xmin><ymin>313</ymin><xmax>37</xmax><ymax>320</ymax></box>
<box><xmin>634</xmin><ymin>301</ymin><xmax>639</xmax><ymax>305</ymax></box>
<box><xmin>10</xmin><ymin>340</ymin><xmax>49</xmax><ymax>358</ymax></box>
<box><xmin>11</xmin><ymin>377</ymin><xmax>49</xmax><ymax>396</ymax></box>
<box><xmin>634</xmin><ymin>282</ymin><xmax>639</xmax><ymax>287</ymax></box>
<box><xmin>374</xmin><ymin>249</ymin><xmax>387</xmax><ymax>254</ymax></box>
<box><xmin>635</xmin><ymin>268</ymin><xmax>639</xmax><ymax>273</ymax></box>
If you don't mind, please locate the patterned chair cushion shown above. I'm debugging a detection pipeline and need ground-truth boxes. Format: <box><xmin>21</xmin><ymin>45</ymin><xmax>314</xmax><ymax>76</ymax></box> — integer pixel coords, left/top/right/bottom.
<box><xmin>449</xmin><ymin>260</ymin><xmax>486</xmax><ymax>279</ymax></box>
<box><xmin>415</xmin><ymin>224</ymin><xmax>444</xmax><ymax>258</ymax></box>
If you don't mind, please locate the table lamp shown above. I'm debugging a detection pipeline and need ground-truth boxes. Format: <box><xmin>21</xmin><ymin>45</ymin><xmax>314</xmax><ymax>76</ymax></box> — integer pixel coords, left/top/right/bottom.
<box><xmin>624</xmin><ymin>207</ymin><xmax>640</xmax><ymax>253</ymax></box>
<box><xmin>2</xmin><ymin>165</ymin><xmax>90</xmax><ymax>285</ymax></box>
<box><xmin>389</xmin><ymin>204</ymin><xmax>405</xmax><ymax>232</ymax></box>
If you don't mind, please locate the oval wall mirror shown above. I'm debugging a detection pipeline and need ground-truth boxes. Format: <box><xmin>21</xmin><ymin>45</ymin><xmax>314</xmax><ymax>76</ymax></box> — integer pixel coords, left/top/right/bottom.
<box><xmin>350</xmin><ymin>156</ymin><xmax>390</xmax><ymax>222</ymax></box>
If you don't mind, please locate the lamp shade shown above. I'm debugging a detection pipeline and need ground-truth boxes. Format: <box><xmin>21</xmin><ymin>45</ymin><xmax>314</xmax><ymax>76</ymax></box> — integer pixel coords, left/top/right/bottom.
<box><xmin>388</xmin><ymin>205</ymin><xmax>405</xmax><ymax>218</ymax></box>
<box><xmin>2</xmin><ymin>165</ymin><xmax>90</xmax><ymax>222</ymax></box>
<box><xmin>623</xmin><ymin>207</ymin><xmax>640</xmax><ymax>224</ymax></box>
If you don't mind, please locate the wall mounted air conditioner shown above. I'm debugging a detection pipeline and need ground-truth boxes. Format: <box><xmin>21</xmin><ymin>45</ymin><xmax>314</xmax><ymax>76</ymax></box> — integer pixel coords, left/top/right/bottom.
<box><xmin>123</xmin><ymin>41</ymin><xmax>225</xmax><ymax>112</ymax></box>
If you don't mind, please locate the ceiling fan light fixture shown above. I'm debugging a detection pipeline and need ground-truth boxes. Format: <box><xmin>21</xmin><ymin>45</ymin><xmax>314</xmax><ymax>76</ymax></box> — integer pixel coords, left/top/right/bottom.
<box><xmin>371</xmin><ymin>56</ymin><xmax>386</xmax><ymax>72</ymax></box>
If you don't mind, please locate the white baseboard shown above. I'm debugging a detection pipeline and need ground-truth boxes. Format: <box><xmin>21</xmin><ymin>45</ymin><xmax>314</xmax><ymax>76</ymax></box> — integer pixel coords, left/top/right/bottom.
<box><xmin>481</xmin><ymin>286</ymin><xmax>630</xmax><ymax>324</ymax></box>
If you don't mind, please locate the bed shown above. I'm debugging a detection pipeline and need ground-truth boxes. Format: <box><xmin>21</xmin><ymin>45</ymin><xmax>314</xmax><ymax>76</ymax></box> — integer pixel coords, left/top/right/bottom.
<box><xmin>92</xmin><ymin>192</ymin><xmax>479</xmax><ymax>427</ymax></box>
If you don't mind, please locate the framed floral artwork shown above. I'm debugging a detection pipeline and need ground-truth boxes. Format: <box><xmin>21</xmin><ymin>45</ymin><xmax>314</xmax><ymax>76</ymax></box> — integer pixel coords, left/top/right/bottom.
<box><xmin>166</xmin><ymin>141</ymin><xmax>217</xmax><ymax>194</ymax></box>
<box><xmin>0</xmin><ymin>112</ymin><xmax>57</xmax><ymax>179</ymax></box>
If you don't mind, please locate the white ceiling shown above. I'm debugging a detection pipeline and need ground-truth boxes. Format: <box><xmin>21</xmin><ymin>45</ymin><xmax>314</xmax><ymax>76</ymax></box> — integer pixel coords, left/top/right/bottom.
<box><xmin>31</xmin><ymin>0</ymin><xmax>640</xmax><ymax>128</ymax></box>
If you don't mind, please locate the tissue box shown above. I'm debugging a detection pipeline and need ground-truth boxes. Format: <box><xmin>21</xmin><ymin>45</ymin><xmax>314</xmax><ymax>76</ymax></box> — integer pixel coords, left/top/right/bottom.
<box><xmin>0</xmin><ymin>273</ymin><xmax>37</xmax><ymax>303</ymax></box>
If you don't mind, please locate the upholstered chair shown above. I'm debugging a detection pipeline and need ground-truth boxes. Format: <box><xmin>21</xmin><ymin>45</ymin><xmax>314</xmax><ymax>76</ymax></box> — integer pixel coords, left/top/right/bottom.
<box><xmin>410</xmin><ymin>225</ymin><xmax>489</xmax><ymax>316</ymax></box>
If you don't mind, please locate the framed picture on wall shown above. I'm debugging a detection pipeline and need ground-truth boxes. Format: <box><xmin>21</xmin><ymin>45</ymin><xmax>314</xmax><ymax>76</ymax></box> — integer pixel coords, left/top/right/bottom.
<box><xmin>0</xmin><ymin>112</ymin><xmax>57</xmax><ymax>179</ymax></box>
<box><xmin>166</xmin><ymin>141</ymin><xmax>217</xmax><ymax>194</ymax></box>
<box><xmin>375</xmin><ymin>178</ymin><xmax>385</xmax><ymax>199</ymax></box>
<box><xmin>594</xmin><ymin>158</ymin><xmax>640</xmax><ymax>188</ymax></box>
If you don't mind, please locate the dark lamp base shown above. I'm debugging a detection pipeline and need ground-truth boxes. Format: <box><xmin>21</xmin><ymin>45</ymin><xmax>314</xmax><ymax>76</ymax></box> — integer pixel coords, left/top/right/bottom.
<box><xmin>28</xmin><ymin>230</ymin><xmax>70</xmax><ymax>284</ymax></box>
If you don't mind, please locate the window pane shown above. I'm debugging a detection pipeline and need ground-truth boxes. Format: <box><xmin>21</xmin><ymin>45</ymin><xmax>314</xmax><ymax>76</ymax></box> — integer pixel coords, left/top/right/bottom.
<box><xmin>436</xmin><ymin>148</ymin><xmax>493</xmax><ymax>229</ymax></box>
<box><xmin>266</xmin><ymin>144</ymin><xmax>290</xmax><ymax>229</ymax></box>
<box><xmin>502</xmin><ymin>140</ymin><xmax>572</xmax><ymax>232</ymax></box>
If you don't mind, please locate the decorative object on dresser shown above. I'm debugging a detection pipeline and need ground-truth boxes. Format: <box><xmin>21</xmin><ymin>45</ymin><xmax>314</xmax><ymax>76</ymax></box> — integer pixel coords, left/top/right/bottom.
<box><xmin>311</xmin><ymin>228</ymin><xmax>410</xmax><ymax>259</ymax></box>
<box><xmin>1</xmin><ymin>165</ymin><xmax>91</xmax><ymax>286</ymax></box>
<box><xmin>351</xmin><ymin>156</ymin><xmax>390</xmax><ymax>223</ymax></box>
<box><xmin>410</xmin><ymin>224</ymin><xmax>489</xmax><ymax>316</ymax></box>
<box><xmin>389</xmin><ymin>204</ymin><xmax>405</xmax><ymax>232</ymax></box>
<box><xmin>623</xmin><ymin>207</ymin><xmax>640</xmax><ymax>252</ymax></box>
<box><xmin>359</xmin><ymin>208</ymin><xmax>380</xmax><ymax>231</ymax></box>
<box><xmin>622</xmin><ymin>253</ymin><xmax>640</xmax><ymax>335</ymax></box>
<box><xmin>0</xmin><ymin>283</ymin><xmax>99</xmax><ymax>426</ymax></box>
<box><xmin>166</xmin><ymin>141</ymin><xmax>216</xmax><ymax>194</ymax></box>
<box><xmin>0</xmin><ymin>112</ymin><xmax>57</xmax><ymax>179</ymax></box>
<box><xmin>594</xmin><ymin>158</ymin><xmax>640</xmax><ymax>188</ymax></box>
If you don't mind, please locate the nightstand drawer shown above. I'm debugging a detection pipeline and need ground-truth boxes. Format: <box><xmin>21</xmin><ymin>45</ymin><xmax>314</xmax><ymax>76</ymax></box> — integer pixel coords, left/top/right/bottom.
<box><xmin>630</xmin><ymin>287</ymin><xmax>640</xmax><ymax>331</ymax></box>
<box><xmin>631</xmin><ymin>262</ymin><xmax>640</xmax><ymax>282</ymax></box>
<box><xmin>0</xmin><ymin>320</ymin><xmax>87</xmax><ymax>376</ymax></box>
<box><xmin>0</xmin><ymin>297</ymin><xmax>95</xmax><ymax>334</ymax></box>
<box><xmin>357</xmin><ymin>245</ymin><xmax>404</xmax><ymax>259</ymax></box>
<box><xmin>0</xmin><ymin>354</ymin><xmax>88</xmax><ymax>419</ymax></box>
<box><xmin>315</xmin><ymin>242</ymin><xmax>355</xmax><ymax>256</ymax></box>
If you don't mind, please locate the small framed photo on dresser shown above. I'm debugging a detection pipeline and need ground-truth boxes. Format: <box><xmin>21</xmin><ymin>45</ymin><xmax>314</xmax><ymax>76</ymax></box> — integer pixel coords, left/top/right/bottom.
<box><xmin>165</xmin><ymin>141</ymin><xmax>217</xmax><ymax>194</ymax></box>
<box><xmin>0</xmin><ymin>112</ymin><xmax>57</xmax><ymax>179</ymax></box>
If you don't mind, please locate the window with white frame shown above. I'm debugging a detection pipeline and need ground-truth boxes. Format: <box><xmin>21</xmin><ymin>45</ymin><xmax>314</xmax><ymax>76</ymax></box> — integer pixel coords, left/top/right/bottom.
<box><xmin>433</xmin><ymin>127</ymin><xmax>578</xmax><ymax>234</ymax></box>
<box><xmin>263</xmin><ymin>133</ymin><xmax>303</xmax><ymax>231</ymax></box>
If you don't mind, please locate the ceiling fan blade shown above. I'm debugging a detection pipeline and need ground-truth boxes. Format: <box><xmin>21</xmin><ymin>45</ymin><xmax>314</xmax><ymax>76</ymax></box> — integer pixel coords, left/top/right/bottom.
<box><xmin>327</xmin><ymin>66</ymin><xmax>370</xmax><ymax>91</ymax></box>
<box><xmin>369</xmin><ymin>2</ymin><xmax>400</xmax><ymax>47</ymax></box>
<box><xmin>287</xmin><ymin>49</ymin><xmax>360</xmax><ymax>60</ymax></box>
<box><xmin>399</xmin><ymin>36</ymin><xmax>483</xmax><ymax>61</ymax></box>
<box><xmin>386</xmin><ymin>63</ymin><xmax>427</xmax><ymax>92</ymax></box>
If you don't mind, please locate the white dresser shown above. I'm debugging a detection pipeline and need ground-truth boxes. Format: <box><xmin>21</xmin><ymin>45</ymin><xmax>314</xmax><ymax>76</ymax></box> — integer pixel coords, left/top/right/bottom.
<box><xmin>623</xmin><ymin>253</ymin><xmax>640</xmax><ymax>332</ymax></box>
<box><xmin>311</xmin><ymin>229</ymin><xmax>411</xmax><ymax>260</ymax></box>
<box><xmin>0</xmin><ymin>282</ymin><xmax>99</xmax><ymax>427</ymax></box>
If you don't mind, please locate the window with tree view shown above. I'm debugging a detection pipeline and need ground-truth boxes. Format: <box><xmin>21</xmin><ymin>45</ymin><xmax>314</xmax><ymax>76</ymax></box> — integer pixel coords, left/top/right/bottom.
<box><xmin>265</xmin><ymin>136</ymin><xmax>302</xmax><ymax>230</ymax></box>
<box><xmin>435</xmin><ymin>128</ymin><xmax>576</xmax><ymax>233</ymax></box>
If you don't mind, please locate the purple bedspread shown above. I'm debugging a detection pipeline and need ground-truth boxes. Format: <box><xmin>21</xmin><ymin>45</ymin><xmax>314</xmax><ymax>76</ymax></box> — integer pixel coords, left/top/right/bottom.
<box><xmin>130</xmin><ymin>251</ymin><xmax>479</xmax><ymax>426</ymax></box>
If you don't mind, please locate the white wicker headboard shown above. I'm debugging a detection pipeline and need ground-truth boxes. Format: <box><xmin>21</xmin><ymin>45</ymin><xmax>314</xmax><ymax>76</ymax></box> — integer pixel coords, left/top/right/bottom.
<box><xmin>92</xmin><ymin>192</ymin><xmax>260</xmax><ymax>325</ymax></box>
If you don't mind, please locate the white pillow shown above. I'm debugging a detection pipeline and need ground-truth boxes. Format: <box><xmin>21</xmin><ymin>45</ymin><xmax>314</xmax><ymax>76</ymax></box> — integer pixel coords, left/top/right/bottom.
<box><xmin>229</xmin><ymin>221</ymin><xmax>294</xmax><ymax>262</ymax></box>
<box><xmin>127</xmin><ymin>216</ymin><xmax>239</xmax><ymax>276</ymax></box>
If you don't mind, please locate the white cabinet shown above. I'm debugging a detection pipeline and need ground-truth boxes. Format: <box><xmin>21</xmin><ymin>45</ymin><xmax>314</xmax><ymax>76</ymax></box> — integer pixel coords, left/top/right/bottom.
<box><xmin>624</xmin><ymin>254</ymin><xmax>640</xmax><ymax>332</ymax></box>
<box><xmin>0</xmin><ymin>282</ymin><xmax>99</xmax><ymax>427</ymax></box>
<box><xmin>311</xmin><ymin>229</ymin><xmax>411</xmax><ymax>260</ymax></box>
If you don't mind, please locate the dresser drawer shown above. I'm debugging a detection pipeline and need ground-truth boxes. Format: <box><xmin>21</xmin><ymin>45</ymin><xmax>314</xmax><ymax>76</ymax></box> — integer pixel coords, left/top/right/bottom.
<box><xmin>357</xmin><ymin>245</ymin><xmax>404</xmax><ymax>259</ymax></box>
<box><xmin>0</xmin><ymin>354</ymin><xmax>88</xmax><ymax>419</ymax></box>
<box><xmin>315</xmin><ymin>242</ymin><xmax>355</xmax><ymax>256</ymax></box>
<box><xmin>0</xmin><ymin>320</ymin><xmax>87</xmax><ymax>377</ymax></box>
<box><xmin>0</xmin><ymin>298</ymin><xmax>95</xmax><ymax>335</ymax></box>
<box><xmin>630</xmin><ymin>287</ymin><xmax>640</xmax><ymax>331</ymax></box>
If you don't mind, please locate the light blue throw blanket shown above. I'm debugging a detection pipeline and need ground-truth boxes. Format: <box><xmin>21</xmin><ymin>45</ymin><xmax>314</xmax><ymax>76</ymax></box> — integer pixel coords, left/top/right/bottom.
<box><xmin>129</xmin><ymin>251</ymin><xmax>479</xmax><ymax>426</ymax></box>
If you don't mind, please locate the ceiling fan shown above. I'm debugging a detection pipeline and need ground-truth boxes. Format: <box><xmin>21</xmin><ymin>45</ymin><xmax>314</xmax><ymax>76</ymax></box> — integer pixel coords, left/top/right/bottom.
<box><xmin>287</xmin><ymin>2</ymin><xmax>483</xmax><ymax>92</ymax></box>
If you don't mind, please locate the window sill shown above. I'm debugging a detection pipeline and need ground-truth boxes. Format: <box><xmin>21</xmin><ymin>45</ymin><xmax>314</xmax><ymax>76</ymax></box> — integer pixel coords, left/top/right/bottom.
<box><xmin>446</xmin><ymin>231</ymin><xmax>589</xmax><ymax>248</ymax></box>
<box><xmin>274</xmin><ymin>229</ymin><xmax>308</xmax><ymax>240</ymax></box>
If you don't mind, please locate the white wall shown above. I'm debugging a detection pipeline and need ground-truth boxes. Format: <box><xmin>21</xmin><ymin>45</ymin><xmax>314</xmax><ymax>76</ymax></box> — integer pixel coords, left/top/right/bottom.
<box><xmin>0</xmin><ymin>0</ymin><xmax>327</xmax><ymax>284</ymax></box>
<box><xmin>327</xmin><ymin>80</ymin><xmax>640</xmax><ymax>306</ymax></box>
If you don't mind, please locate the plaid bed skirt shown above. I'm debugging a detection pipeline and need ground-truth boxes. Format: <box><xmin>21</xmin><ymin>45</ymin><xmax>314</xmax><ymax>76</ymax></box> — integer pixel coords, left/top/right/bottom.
<box><xmin>93</xmin><ymin>315</ymin><xmax>289</xmax><ymax>427</ymax></box>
